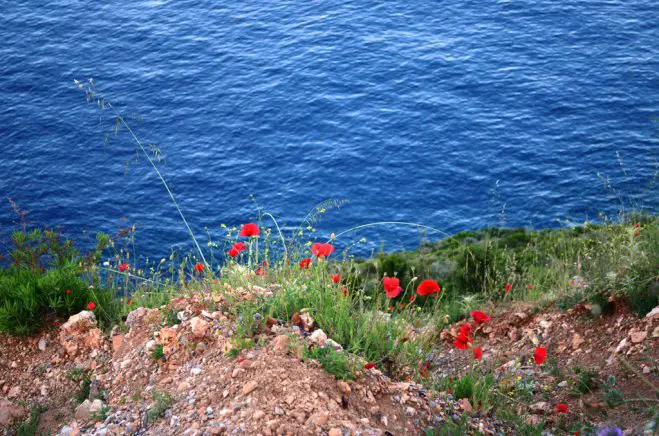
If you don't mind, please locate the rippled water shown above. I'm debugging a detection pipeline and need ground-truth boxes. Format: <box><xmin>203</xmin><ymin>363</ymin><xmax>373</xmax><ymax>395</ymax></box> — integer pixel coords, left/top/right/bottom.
<box><xmin>1</xmin><ymin>0</ymin><xmax>657</xmax><ymax>259</ymax></box>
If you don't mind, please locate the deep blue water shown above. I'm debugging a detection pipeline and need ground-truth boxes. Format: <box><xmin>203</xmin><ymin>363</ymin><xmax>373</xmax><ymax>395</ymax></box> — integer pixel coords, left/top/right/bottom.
<box><xmin>1</xmin><ymin>0</ymin><xmax>657</xmax><ymax>260</ymax></box>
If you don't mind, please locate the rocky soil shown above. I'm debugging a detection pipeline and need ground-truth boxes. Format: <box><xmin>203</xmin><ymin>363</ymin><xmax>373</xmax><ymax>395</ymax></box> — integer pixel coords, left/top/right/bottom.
<box><xmin>0</xmin><ymin>293</ymin><xmax>657</xmax><ymax>435</ymax></box>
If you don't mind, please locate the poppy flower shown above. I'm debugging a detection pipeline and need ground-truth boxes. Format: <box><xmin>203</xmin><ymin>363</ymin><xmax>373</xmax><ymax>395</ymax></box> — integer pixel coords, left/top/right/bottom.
<box><xmin>364</xmin><ymin>363</ymin><xmax>376</xmax><ymax>370</ymax></box>
<box><xmin>459</xmin><ymin>324</ymin><xmax>473</xmax><ymax>337</ymax></box>
<box><xmin>239</xmin><ymin>223</ymin><xmax>260</xmax><ymax>237</ymax></box>
<box><xmin>53</xmin><ymin>320</ymin><xmax>61</xmax><ymax>328</ymax></box>
<box><xmin>340</xmin><ymin>286</ymin><xmax>349</xmax><ymax>296</ymax></box>
<box><xmin>87</xmin><ymin>301</ymin><xmax>96</xmax><ymax>310</ymax></box>
<box><xmin>127</xmin><ymin>299</ymin><xmax>133</xmax><ymax>305</ymax></box>
<box><xmin>387</xmin><ymin>306</ymin><xmax>393</xmax><ymax>311</ymax></box>
<box><xmin>634</xmin><ymin>223</ymin><xmax>640</xmax><ymax>229</ymax></box>
<box><xmin>634</xmin><ymin>231</ymin><xmax>640</xmax><ymax>237</ymax></box>
<box><xmin>454</xmin><ymin>333</ymin><xmax>472</xmax><ymax>349</ymax></box>
<box><xmin>299</xmin><ymin>258</ymin><xmax>311</xmax><ymax>268</ymax></box>
<box><xmin>383</xmin><ymin>277</ymin><xmax>402</xmax><ymax>298</ymax></box>
<box><xmin>533</xmin><ymin>346</ymin><xmax>547</xmax><ymax>365</ymax></box>
<box><xmin>228</xmin><ymin>242</ymin><xmax>246</xmax><ymax>257</ymax></box>
<box><xmin>236</xmin><ymin>358</ymin><xmax>245</xmax><ymax>363</ymax></box>
<box><xmin>119</xmin><ymin>263</ymin><xmax>129</xmax><ymax>273</ymax></box>
<box><xmin>255</xmin><ymin>262</ymin><xmax>268</xmax><ymax>276</ymax></box>
<box><xmin>311</xmin><ymin>243</ymin><xmax>335</xmax><ymax>258</ymax></box>
<box><xmin>66</xmin><ymin>289</ymin><xmax>71</xmax><ymax>295</ymax></box>
<box><xmin>470</xmin><ymin>310</ymin><xmax>491</xmax><ymax>324</ymax></box>
<box><xmin>505</xmin><ymin>283</ymin><xmax>512</xmax><ymax>293</ymax></box>
<box><xmin>331</xmin><ymin>274</ymin><xmax>341</xmax><ymax>283</ymax></box>
<box><xmin>556</xmin><ymin>403</ymin><xmax>568</xmax><ymax>414</ymax></box>
<box><xmin>527</xmin><ymin>284</ymin><xmax>534</xmax><ymax>290</ymax></box>
<box><xmin>472</xmin><ymin>347</ymin><xmax>483</xmax><ymax>359</ymax></box>
<box><xmin>194</xmin><ymin>263</ymin><xmax>204</xmax><ymax>272</ymax></box>
<box><xmin>417</xmin><ymin>280</ymin><xmax>440</xmax><ymax>296</ymax></box>
<box><xmin>409</xmin><ymin>295</ymin><xmax>416</xmax><ymax>303</ymax></box>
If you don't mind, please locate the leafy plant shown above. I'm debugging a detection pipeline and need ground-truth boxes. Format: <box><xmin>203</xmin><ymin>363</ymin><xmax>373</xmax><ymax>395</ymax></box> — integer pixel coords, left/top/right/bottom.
<box><xmin>570</xmin><ymin>366</ymin><xmax>598</xmax><ymax>397</ymax></box>
<box><xmin>148</xmin><ymin>390</ymin><xmax>174</xmax><ymax>421</ymax></box>
<box><xmin>304</xmin><ymin>345</ymin><xmax>355</xmax><ymax>381</ymax></box>
<box><xmin>150</xmin><ymin>343</ymin><xmax>165</xmax><ymax>361</ymax></box>
<box><xmin>66</xmin><ymin>368</ymin><xmax>93</xmax><ymax>404</ymax></box>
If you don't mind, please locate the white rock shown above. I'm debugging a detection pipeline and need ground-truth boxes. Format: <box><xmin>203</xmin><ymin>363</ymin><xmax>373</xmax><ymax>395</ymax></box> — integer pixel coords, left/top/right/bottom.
<box><xmin>38</xmin><ymin>338</ymin><xmax>47</xmax><ymax>351</ymax></box>
<box><xmin>309</xmin><ymin>329</ymin><xmax>328</xmax><ymax>347</ymax></box>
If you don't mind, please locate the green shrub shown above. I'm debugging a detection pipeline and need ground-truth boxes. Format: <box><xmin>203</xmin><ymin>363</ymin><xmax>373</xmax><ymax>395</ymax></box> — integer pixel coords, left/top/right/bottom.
<box><xmin>304</xmin><ymin>345</ymin><xmax>355</xmax><ymax>380</ymax></box>
<box><xmin>0</xmin><ymin>228</ymin><xmax>117</xmax><ymax>335</ymax></box>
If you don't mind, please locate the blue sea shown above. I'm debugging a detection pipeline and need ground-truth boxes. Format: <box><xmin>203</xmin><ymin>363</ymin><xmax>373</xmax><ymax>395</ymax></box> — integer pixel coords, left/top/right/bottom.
<box><xmin>1</xmin><ymin>0</ymin><xmax>657</xmax><ymax>260</ymax></box>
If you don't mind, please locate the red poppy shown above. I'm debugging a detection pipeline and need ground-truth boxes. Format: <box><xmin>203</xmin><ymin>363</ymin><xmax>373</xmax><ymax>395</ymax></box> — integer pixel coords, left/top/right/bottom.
<box><xmin>236</xmin><ymin>358</ymin><xmax>245</xmax><ymax>363</ymax></box>
<box><xmin>409</xmin><ymin>295</ymin><xmax>416</xmax><ymax>303</ymax></box>
<box><xmin>340</xmin><ymin>286</ymin><xmax>348</xmax><ymax>296</ymax></box>
<box><xmin>417</xmin><ymin>280</ymin><xmax>440</xmax><ymax>296</ymax></box>
<box><xmin>527</xmin><ymin>284</ymin><xmax>534</xmax><ymax>290</ymax></box>
<box><xmin>634</xmin><ymin>223</ymin><xmax>640</xmax><ymax>229</ymax></box>
<box><xmin>634</xmin><ymin>231</ymin><xmax>640</xmax><ymax>237</ymax></box>
<box><xmin>239</xmin><ymin>223</ymin><xmax>260</xmax><ymax>237</ymax></box>
<box><xmin>119</xmin><ymin>263</ymin><xmax>129</xmax><ymax>273</ymax></box>
<box><xmin>299</xmin><ymin>258</ymin><xmax>311</xmax><ymax>268</ymax></box>
<box><xmin>66</xmin><ymin>289</ymin><xmax>71</xmax><ymax>295</ymax></box>
<box><xmin>383</xmin><ymin>277</ymin><xmax>402</xmax><ymax>298</ymax></box>
<box><xmin>228</xmin><ymin>242</ymin><xmax>246</xmax><ymax>257</ymax></box>
<box><xmin>556</xmin><ymin>403</ymin><xmax>568</xmax><ymax>414</ymax></box>
<box><xmin>194</xmin><ymin>263</ymin><xmax>204</xmax><ymax>272</ymax></box>
<box><xmin>331</xmin><ymin>274</ymin><xmax>341</xmax><ymax>283</ymax></box>
<box><xmin>470</xmin><ymin>310</ymin><xmax>491</xmax><ymax>324</ymax></box>
<box><xmin>311</xmin><ymin>243</ymin><xmax>335</xmax><ymax>258</ymax></box>
<box><xmin>87</xmin><ymin>302</ymin><xmax>96</xmax><ymax>310</ymax></box>
<box><xmin>459</xmin><ymin>324</ymin><xmax>473</xmax><ymax>337</ymax></box>
<box><xmin>53</xmin><ymin>320</ymin><xmax>61</xmax><ymax>328</ymax></box>
<box><xmin>387</xmin><ymin>306</ymin><xmax>393</xmax><ymax>311</ymax></box>
<box><xmin>127</xmin><ymin>299</ymin><xmax>133</xmax><ymax>305</ymax></box>
<box><xmin>472</xmin><ymin>347</ymin><xmax>483</xmax><ymax>359</ymax></box>
<box><xmin>399</xmin><ymin>303</ymin><xmax>406</xmax><ymax>309</ymax></box>
<box><xmin>533</xmin><ymin>346</ymin><xmax>547</xmax><ymax>365</ymax></box>
<box><xmin>454</xmin><ymin>333</ymin><xmax>472</xmax><ymax>349</ymax></box>
<box><xmin>505</xmin><ymin>283</ymin><xmax>512</xmax><ymax>293</ymax></box>
<box><xmin>364</xmin><ymin>363</ymin><xmax>376</xmax><ymax>370</ymax></box>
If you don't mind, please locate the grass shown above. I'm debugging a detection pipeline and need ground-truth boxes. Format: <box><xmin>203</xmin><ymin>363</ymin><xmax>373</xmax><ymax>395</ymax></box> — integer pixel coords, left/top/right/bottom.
<box><xmin>304</xmin><ymin>344</ymin><xmax>356</xmax><ymax>381</ymax></box>
<box><xmin>148</xmin><ymin>390</ymin><xmax>174</xmax><ymax>422</ymax></box>
<box><xmin>17</xmin><ymin>405</ymin><xmax>44</xmax><ymax>436</ymax></box>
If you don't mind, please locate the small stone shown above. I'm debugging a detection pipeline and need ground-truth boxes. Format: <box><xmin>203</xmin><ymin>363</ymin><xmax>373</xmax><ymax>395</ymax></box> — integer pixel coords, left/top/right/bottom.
<box><xmin>112</xmin><ymin>335</ymin><xmax>124</xmax><ymax>352</ymax></box>
<box><xmin>191</xmin><ymin>367</ymin><xmax>202</xmax><ymax>376</ymax></box>
<box><xmin>558</xmin><ymin>380</ymin><xmax>568</xmax><ymax>388</ymax></box>
<box><xmin>642</xmin><ymin>365</ymin><xmax>651</xmax><ymax>374</ymax></box>
<box><xmin>309</xmin><ymin>329</ymin><xmax>328</xmax><ymax>347</ymax></box>
<box><xmin>242</xmin><ymin>380</ymin><xmax>258</xmax><ymax>396</ymax></box>
<box><xmin>529</xmin><ymin>402</ymin><xmax>548</xmax><ymax>414</ymax></box>
<box><xmin>253</xmin><ymin>410</ymin><xmax>265</xmax><ymax>420</ymax></box>
<box><xmin>89</xmin><ymin>399</ymin><xmax>103</xmax><ymax>416</ymax></box>
<box><xmin>0</xmin><ymin>399</ymin><xmax>27</xmax><ymax>428</ymax></box>
<box><xmin>630</xmin><ymin>330</ymin><xmax>647</xmax><ymax>344</ymax></box>
<box><xmin>337</xmin><ymin>381</ymin><xmax>351</xmax><ymax>395</ymax></box>
<box><xmin>458</xmin><ymin>398</ymin><xmax>473</xmax><ymax>414</ymax></box>
<box><xmin>190</xmin><ymin>317</ymin><xmax>210</xmax><ymax>338</ymax></box>
<box><xmin>273</xmin><ymin>335</ymin><xmax>289</xmax><ymax>355</ymax></box>
<box><xmin>306</xmin><ymin>410</ymin><xmax>330</xmax><ymax>426</ymax></box>
<box><xmin>615</xmin><ymin>338</ymin><xmax>628</xmax><ymax>353</ymax></box>
<box><xmin>329</xmin><ymin>429</ymin><xmax>342</xmax><ymax>436</ymax></box>
<box><xmin>38</xmin><ymin>338</ymin><xmax>47</xmax><ymax>351</ymax></box>
<box><xmin>206</xmin><ymin>407</ymin><xmax>213</xmax><ymax>415</ymax></box>
<box><xmin>75</xmin><ymin>400</ymin><xmax>92</xmax><ymax>421</ymax></box>
<box><xmin>572</xmin><ymin>333</ymin><xmax>584</xmax><ymax>349</ymax></box>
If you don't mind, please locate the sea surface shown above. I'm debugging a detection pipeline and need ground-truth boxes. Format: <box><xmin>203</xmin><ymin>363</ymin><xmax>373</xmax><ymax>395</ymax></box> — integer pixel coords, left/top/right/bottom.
<box><xmin>1</xmin><ymin>0</ymin><xmax>657</xmax><ymax>261</ymax></box>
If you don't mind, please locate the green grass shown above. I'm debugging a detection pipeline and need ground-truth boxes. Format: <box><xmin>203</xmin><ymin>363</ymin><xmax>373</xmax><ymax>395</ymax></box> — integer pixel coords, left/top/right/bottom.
<box><xmin>17</xmin><ymin>405</ymin><xmax>44</xmax><ymax>436</ymax></box>
<box><xmin>304</xmin><ymin>344</ymin><xmax>355</xmax><ymax>380</ymax></box>
<box><xmin>148</xmin><ymin>390</ymin><xmax>174</xmax><ymax>421</ymax></box>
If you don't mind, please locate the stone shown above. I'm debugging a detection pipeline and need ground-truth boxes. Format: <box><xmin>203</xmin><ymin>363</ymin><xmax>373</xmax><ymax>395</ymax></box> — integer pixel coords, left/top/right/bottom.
<box><xmin>325</xmin><ymin>339</ymin><xmax>343</xmax><ymax>352</ymax></box>
<box><xmin>630</xmin><ymin>330</ymin><xmax>647</xmax><ymax>344</ymax></box>
<box><xmin>273</xmin><ymin>335</ymin><xmax>289</xmax><ymax>355</ymax></box>
<box><xmin>190</xmin><ymin>317</ymin><xmax>210</xmax><ymax>338</ymax></box>
<box><xmin>306</xmin><ymin>410</ymin><xmax>329</xmax><ymax>426</ymax></box>
<box><xmin>572</xmin><ymin>333</ymin><xmax>584</xmax><ymax>349</ymax></box>
<box><xmin>309</xmin><ymin>329</ymin><xmax>328</xmax><ymax>347</ymax></box>
<box><xmin>38</xmin><ymin>337</ymin><xmax>47</xmax><ymax>351</ymax></box>
<box><xmin>558</xmin><ymin>380</ymin><xmax>568</xmax><ymax>388</ymax></box>
<box><xmin>112</xmin><ymin>335</ymin><xmax>124</xmax><ymax>352</ymax></box>
<box><xmin>329</xmin><ymin>429</ymin><xmax>342</xmax><ymax>436</ymax></box>
<box><xmin>0</xmin><ymin>399</ymin><xmax>27</xmax><ymax>427</ymax></box>
<box><xmin>75</xmin><ymin>400</ymin><xmax>92</xmax><ymax>421</ymax></box>
<box><xmin>615</xmin><ymin>338</ymin><xmax>628</xmax><ymax>353</ymax></box>
<box><xmin>242</xmin><ymin>381</ymin><xmax>258</xmax><ymax>396</ymax></box>
<box><xmin>89</xmin><ymin>399</ymin><xmax>104</xmax><ymax>416</ymax></box>
<box><xmin>645</xmin><ymin>306</ymin><xmax>659</xmax><ymax>318</ymax></box>
<box><xmin>458</xmin><ymin>398</ymin><xmax>473</xmax><ymax>414</ymax></box>
<box><xmin>529</xmin><ymin>402</ymin><xmax>548</xmax><ymax>414</ymax></box>
<box><xmin>337</xmin><ymin>381</ymin><xmax>351</xmax><ymax>395</ymax></box>
<box><xmin>7</xmin><ymin>386</ymin><xmax>20</xmax><ymax>398</ymax></box>
<box><xmin>59</xmin><ymin>311</ymin><xmax>102</xmax><ymax>356</ymax></box>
